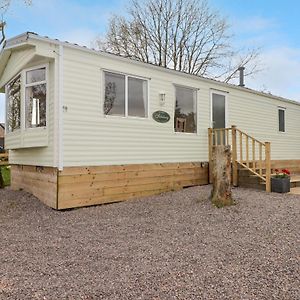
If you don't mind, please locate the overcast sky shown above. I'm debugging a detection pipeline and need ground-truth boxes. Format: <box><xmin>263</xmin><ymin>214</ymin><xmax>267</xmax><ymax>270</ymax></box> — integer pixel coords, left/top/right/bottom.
<box><xmin>0</xmin><ymin>0</ymin><xmax>299</xmax><ymax>122</ymax></box>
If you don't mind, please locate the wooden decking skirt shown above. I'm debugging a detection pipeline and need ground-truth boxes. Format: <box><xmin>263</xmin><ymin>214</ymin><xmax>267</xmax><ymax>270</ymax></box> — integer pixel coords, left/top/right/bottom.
<box><xmin>11</xmin><ymin>162</ymin><xmax>209</xmax><ymax>209</ymax></box>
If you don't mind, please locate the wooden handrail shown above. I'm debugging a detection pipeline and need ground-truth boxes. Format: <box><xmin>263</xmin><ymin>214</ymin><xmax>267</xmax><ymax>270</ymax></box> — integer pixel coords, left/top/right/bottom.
<box><xmin>208</xmin><ymin>126</ymin><xmax>271</xmax><ymax>192</ymax></box>
<box><xmin>235</xmin><ymin>128</ymin><xmax>265</xmax><ymax>146</ymax></box>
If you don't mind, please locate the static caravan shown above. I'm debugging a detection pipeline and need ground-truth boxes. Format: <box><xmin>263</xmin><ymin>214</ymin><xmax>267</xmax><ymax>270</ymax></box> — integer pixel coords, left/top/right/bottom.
<box><xmin>1</xmin><ymin>32</ymin><xmax>300</xmax><ymax>209</ymax></box>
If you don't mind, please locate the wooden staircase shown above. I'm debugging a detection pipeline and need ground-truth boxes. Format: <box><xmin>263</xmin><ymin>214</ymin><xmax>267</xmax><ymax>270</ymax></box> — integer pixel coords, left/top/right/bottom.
<box><xmin>208</xmin><ymin>126</ymin><xmax>271</xmax><ymax>192</ymax></box>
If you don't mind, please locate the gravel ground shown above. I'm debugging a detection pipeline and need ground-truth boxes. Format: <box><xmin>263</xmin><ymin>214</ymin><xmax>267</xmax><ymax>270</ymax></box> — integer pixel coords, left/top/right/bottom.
<box><xmin>0</xmin><ymin>186</ymin><xmax>299</xmax><ymax>300</ymax></box>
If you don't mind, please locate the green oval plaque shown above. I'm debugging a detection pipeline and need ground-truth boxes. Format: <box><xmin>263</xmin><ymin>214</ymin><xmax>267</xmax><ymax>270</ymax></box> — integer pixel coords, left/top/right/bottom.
<box><xmin>152</xmin><ymin>110</ymin><xmax>170</xmax><ymax>123</ymax></box>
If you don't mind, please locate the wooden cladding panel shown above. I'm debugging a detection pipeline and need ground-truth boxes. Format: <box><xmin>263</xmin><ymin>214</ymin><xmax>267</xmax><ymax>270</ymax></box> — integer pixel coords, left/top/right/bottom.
<box><xmin>242</xmin><ymin>160</ymin><xmax>300</xmax><ymax>173</ymax></box>
<box><xmin>58</xmin><ymin>162</ymin><xmax>209</xmax><ymax>209</ymax></box>
<box><xmin>11</xmin><ymin>165</ymin><xmax>58</xmax><ymax>209</ymax></box>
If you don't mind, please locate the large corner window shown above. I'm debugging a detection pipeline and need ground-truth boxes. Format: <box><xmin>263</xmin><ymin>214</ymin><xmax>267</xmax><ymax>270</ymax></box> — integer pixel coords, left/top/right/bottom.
<box><xmin>278</xmin><ymin>107</ymin><xmax>285</xmax><ymax>132</ymax></box>
<box><xmin>25</xmin><ymin>67</ymin><xmax>47</xmax><ymax>128</ymax></box>
<box><xmin>6</xmin><ymin>75</ymin><xmax>21</xmax><ymax>132</ymax></box>
<box><xmin>174</xmin><ymin>85</ymin><xmax>197</xmax><ymax>133</ymax></box>
<box><xmin>104</xmin><ymin>71</ymin><xmax>148</xmax><ymax>118</ymax></box>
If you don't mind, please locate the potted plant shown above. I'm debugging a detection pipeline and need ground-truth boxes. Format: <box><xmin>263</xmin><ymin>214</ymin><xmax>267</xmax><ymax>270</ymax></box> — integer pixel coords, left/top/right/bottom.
<box><xmin>271</xmin><ymin>169</ymin><xmax>291</xmax><ymax>193</ymax></box>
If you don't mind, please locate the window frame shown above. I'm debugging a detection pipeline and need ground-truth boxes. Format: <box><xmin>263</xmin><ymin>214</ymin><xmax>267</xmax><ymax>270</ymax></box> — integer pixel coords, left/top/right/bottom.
<box><xmin>278</xmin><ymin>106</ymin><xmax>286</xmax><ymax>133</ymax></box>
<box><xmin>173</xmin><ymin>83</ymin><xmax>198</xmax><ymax>135</ymax></box>
<box><xmin>23</xmin><ymin>64</ymin><xmax>48</xmax><ymax>130</ymax></box>
<box><xmin>5</xmin><ymin>64</ymin><xmax>49</xmax><ymax>135</ymax></box>
<box><xmin>5</xmin><ymin>72</ymin><xmax>22</xmax><ymax>134</ymax></box>
<box><xmin>102</xmin><ymin>69</ymin><xmax>150</xmax><ymax>119</ymax></box>
<box><xmin>210</xmin><ymin>89</ymin><xmax>229</xmax><ymax>129</ymax></box>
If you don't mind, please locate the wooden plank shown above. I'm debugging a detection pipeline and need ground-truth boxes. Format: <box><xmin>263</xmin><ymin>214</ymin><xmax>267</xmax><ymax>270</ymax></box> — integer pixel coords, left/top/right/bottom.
<box><xmin>59</xmin><ymin>162</ymin><xmax>202</xmax><ymax>176</ymax></box>
<box><xmin>259</xmin><ymin>144</ymin><xmax>263</xmax><ymax>177</ymax></box>
<box><xmin>59</xmin><ymin>175</ymin><xmax>206</xmax><ymax>200</ymax></box>
<box><xmin>239</xmin><ymin>131</ymin><xmax>243</xmax><ymax>161</ymax></box>
<box><xmin>219</xmin><ymin>129</ymin><xmax>223</xmax><ymax>146</ymax></box>
<box><xmin>226</xmin><ymin>129</ymin><xmax>229</xmax><ymax>146</ymax></box>
<box><xmin>58</xmin><ymin>162</ymin><xmax>209</xmax><ymax>209</ymax></box>
<box><xmin>237</xmin><ymin>161</ymin><xmax>266</xmax><ymax>181</ymax></box>
<box><xmin>231</xmin><ymin>125</ymin><xmax>238</xmax><ymax>187</ymax></box>
<box><xmin>0</xmin><ymin>152</ymin><xmax>9</xmax><ymax>166</ymax></box>
<box><xmin>11</xmin><ymin>165</ymin><xmax>58</xmax><ymax>209</ymax></box>
<box><xmin>58</xmin><ymin>188</ymin><xmax>171</xmax><ymax>210</ymax></box>
<box><xmin>59</xmin><ymin>173</ymin><xmax>203</xmax><ymax>193</ymax></box>
<box><xmin>0</xmin><ymin>153</ymin><xmax>8</xmax><ymax>159</ymax></box>
<box><xmin>252</xmin><ymin>139</ymin><xmax>255</xmax><ymax>170</ymax></box>
<box><xmin>246</xmin><ymin>136</ymin><xmax>249</xmax><ymax>167</ymax></box>
<box><xmin>238</xmin><ymin>159</ymin><xmax>300</xmax><ymax>172</ymax></box>
<box><xmin>59</xmin><ymin>166</ymin><xmax>207</xmax><ymax>184</ymax></box>
<box><xmin>236</xmin><ymin>128</ymin><xmax>265</xmax><ymax>145</ymax></box>
<box><xmin>265</xmin><ymin>142</ymin><xmax>271</xmax><ymax>192</ymax></box>
<box><xmin>208</xmin><ymin>128</ymin><xmax>213</xmax><ymax>184</ymax></box>
<box><xmin>58</xmin><ymin>178</ymin><xmax>205</xmax><ymax>209</ymax></box>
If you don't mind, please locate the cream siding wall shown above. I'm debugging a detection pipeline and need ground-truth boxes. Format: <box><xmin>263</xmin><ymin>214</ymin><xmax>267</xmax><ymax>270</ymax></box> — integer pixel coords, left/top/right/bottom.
<box><xmin>62</xmin><ymin>47</ymin><xmax>210</xmax><ymax>166</ymax></box>
<box><xmin>8</xmin><ymin>60</ymin><xmax>56</xmax><ymax>166</ymax></box>
<box><xmin>0</xmin><ymin>47</ymin><xmax>35</xmax><ymax>87</ymax></box>
<box><xmin>62</xmin><ymin>47</ymin><xmax>300</xmax><ymax>167</ymax></box>
<box><xmin>2</xmin><ymin>38</ymin><xmax>300</xmax><ymax>168</ymax></box>
<box><xmin>4</xmin><ymin>43</ymin><xmax>57</xmax><ymax>166</ymax></box>
<box><xmin>228</xmin><ymin>90</ymin><xmax>300</xmax><ymax>159</ymax></box>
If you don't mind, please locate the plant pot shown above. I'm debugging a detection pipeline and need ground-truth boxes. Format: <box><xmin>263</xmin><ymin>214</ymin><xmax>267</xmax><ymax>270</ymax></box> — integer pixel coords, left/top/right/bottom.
<box><xmin>271</xmin><ymin>177</ymin><xmax>290</xmax><ymax>193</ymax></box>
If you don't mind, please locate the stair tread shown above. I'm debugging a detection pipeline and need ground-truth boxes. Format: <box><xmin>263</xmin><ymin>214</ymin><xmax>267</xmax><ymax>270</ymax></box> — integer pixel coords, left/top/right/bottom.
<box><xmin>244</xmin><ymin>170</ymin><xmax>300</xmax><ymax>184</ymax></box>
<box><xmin>289</xmin><ymin>187</ymin><xmax>300</xmax><ymax>195</ymax></box>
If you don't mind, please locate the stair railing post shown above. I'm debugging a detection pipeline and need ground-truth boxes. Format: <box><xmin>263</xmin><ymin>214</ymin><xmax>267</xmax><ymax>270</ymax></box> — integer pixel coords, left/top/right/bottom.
<box><xmin>265</xmin><ymin>142</ymin><xmax>271</xmax><ymax>192</ymax></box>
<box><xmin>231</xmin><ymin>125</ymin><xmax>238</xmax><ymax>187</ymax></box>
<box><xmin>208</xmin><ymin>128</ymin><xmax>213</xmax><ymax>184</ymax></box>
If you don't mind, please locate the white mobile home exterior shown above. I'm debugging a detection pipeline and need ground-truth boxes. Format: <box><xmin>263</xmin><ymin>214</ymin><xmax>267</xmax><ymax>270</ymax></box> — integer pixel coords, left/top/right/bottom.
<box><xmin>1</xmin><ymin>32</ymin><xmax>300</xmax><ymax>209</ymax></box>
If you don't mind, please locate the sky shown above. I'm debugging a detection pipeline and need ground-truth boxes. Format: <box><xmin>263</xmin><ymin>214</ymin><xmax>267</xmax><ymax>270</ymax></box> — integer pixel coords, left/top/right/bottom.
<box><xmin>0</xmin><ymin>0</ymin><xmax>300</xmax><ymax>122</ymax></box>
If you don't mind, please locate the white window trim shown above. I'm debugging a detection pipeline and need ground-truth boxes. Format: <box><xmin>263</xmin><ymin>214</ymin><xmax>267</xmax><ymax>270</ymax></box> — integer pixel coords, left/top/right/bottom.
<box><xmin>5</xmin><ymin>72</ymin><xmax>22</xmax><ymax>134</ymax></box>
<box><xmin>210</xmin><ymin>89</ymin><xmax>229</xmax><ymax>129</ymax></box>
<box><xmin>102</xmin><ymin>69</ymin><xmax>150</xmax><ymax>120</ymax></box>
<box><xmin>278</xmin><ymin>106</ymin><xmax>286</xmax><ymax>133</ymax></box>
<box><xmin>23</xmin><ymin>64</ymin><xmax>48</xmax><ymax>130</ymax></box>
<box><xmin>5</xmin><ymin>64</ymin><xmax>49</xmax><ymax>134</ymax></box>
<box><xmin>173</xmin><ymin>83</ymin><xmax>198</xmax><ymax>135</ymax></box>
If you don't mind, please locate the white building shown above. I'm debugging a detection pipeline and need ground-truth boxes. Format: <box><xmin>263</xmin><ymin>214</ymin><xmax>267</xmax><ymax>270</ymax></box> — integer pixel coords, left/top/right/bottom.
<box><xmin>0</xmin><ymin>32</ymin><xmax>299</xmax><ymax>209</ymax></box>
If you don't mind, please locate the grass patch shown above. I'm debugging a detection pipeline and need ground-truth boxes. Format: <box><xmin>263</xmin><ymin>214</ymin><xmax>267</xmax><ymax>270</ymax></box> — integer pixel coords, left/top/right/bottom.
<box><xmin>1</xmin><ymin>166</ymin><xmax>11</xmax><ymax>186</ymax></box>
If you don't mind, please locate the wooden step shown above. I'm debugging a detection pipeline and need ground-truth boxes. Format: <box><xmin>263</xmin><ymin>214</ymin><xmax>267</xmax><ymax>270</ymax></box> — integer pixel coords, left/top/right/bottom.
<box><xmin>259</xmin><ymin>174</ymin><xmax>300</xmax><ymax>186</ymax></box>
<box><xmin>250</xmin><ymin>173</ymin><xmax>277</xmax><ymax>178</ymax></box>
<box><xmin>289</xmin><ymin>187</ymin><xmax>300</xmax><ymax>195</ymax></box>
<box><xmin>290</xmin><ymin>175</ymin><xmax>300</xmax><ymax>183</ymax></box>
<box><xmin>248</xmin><ymin>172</ymin><xmax>300</xmax><ymax>181</ymax></box>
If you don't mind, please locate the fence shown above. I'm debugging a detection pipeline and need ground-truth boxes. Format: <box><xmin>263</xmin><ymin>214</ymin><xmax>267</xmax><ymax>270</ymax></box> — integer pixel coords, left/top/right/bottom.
<box><xmin>0</xmin><ymin>152</ymin><xmax>9</xmax><ymax>166</ymax></box>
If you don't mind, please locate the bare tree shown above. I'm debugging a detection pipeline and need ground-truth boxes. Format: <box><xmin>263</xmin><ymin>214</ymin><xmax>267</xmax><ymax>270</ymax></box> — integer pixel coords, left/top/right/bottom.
<box><xmin>0</xmin><ymin>0</ymin><xmax>32</xmax><ymax>46</ymax></box>
<box><xmin>97</xmin><ymin>0</ymin><xmax>260</xmax><ymax>82</ymax></box>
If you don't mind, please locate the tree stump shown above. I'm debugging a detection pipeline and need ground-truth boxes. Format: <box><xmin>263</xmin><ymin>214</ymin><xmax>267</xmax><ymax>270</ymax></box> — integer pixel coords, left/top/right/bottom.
<box><xmin>210</xmin><ymin>145</ymin><xmax>234</xmax><ymax>207</ymax></box>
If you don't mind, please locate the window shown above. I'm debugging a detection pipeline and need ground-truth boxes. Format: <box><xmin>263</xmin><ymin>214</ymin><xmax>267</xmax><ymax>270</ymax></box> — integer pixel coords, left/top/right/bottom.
<box><xmin>25</xmin><ymin>67</ymin><xmax>47</xmax><ymax>128</ymax></box>
<box><xmin>104</xmin><ymin>71</ymin><xmax>148</xmax><ymax>118</ymax></box>
<box><xmin>212</xmin><ymin>93</ymin><xmax>226</xmax><ymax>129</ymax></box>
<box><xmin>278</xmin><ymin>108</ymin><xmax>285</xmax><ymax>132</ymax></box>
<box><xmin>6</xmin><ymin>75</ymin><xmax>21</xmax><ymax>132</ymax></box>
<box><xmin>128</xmin><ymin>77</ymin><xmax>148</xmax><ymax>117</ymax></box>
<box><xmin>174</xmin><ymin>86</ymin><xmax>197</xmax><ymax>133</ymax></box>
<box><xmin>104</xmin><ymin>72</ymin><xmax>125</xmax><ymax>116</ymax></box>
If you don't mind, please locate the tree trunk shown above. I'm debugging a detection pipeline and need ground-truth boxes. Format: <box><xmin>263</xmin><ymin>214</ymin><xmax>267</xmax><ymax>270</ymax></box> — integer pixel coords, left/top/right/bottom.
<box><xmin>210</xmin><ymin>145</ymin><xmax>234</xmax><ymax>207</ymax></box>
